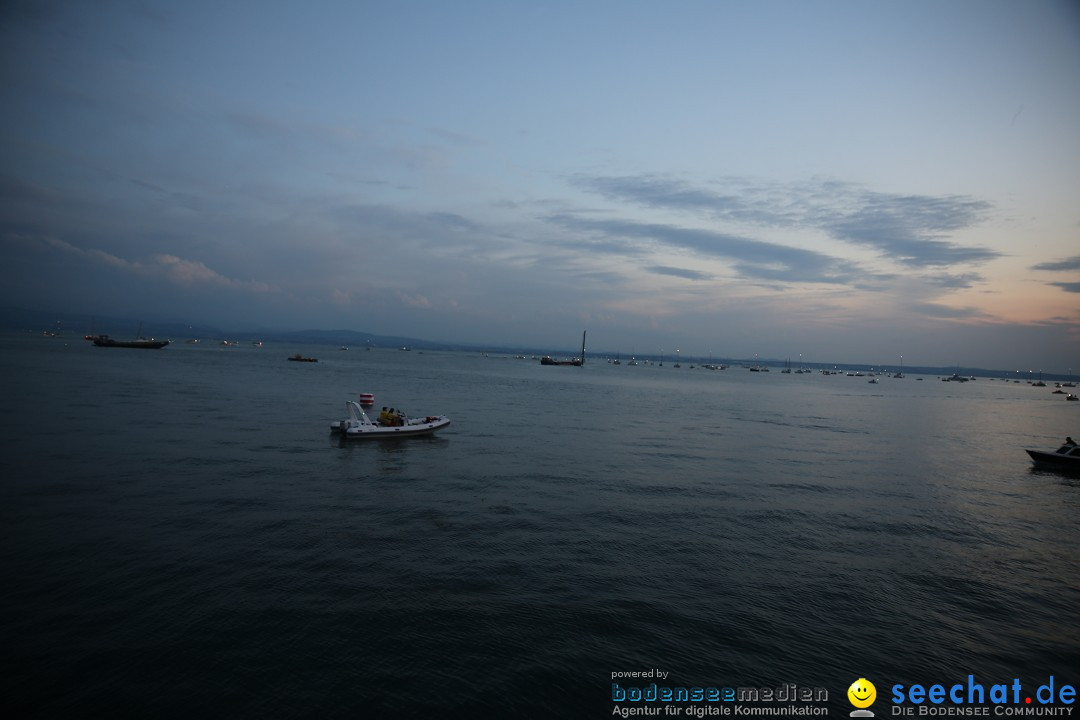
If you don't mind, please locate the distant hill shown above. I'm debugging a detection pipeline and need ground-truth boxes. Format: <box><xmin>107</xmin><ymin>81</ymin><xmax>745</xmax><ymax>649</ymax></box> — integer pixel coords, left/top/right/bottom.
<box><xmin>0</xmin><ymin>307</ymin><xmax>426</xmax><ymax>349</ymax></box>
<box><xmin>0</xmin><ymin>306</ymin><xmax>511</xmax><ymax>353</ymax></box>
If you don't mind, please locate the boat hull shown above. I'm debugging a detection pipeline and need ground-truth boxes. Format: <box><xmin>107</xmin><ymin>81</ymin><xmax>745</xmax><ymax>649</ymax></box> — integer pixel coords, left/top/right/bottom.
<box><xmin>540</xmin><ymin>356</ymin><xmax>581</xmax><ymax>366</ymax></box>
<box><xmin>90</xmin><ymin>335</ymin><xmax>169</xmax><ymax>349</ymax></box>
<box><xmin>331</xmin><ymin>417</ymin><xmax>451</xmax><ymax>439</ymax></box>
<box><xmin>1025</xmin><ymin>448</ymin><xmax>1080</xmax><ymax>472</ymax></box>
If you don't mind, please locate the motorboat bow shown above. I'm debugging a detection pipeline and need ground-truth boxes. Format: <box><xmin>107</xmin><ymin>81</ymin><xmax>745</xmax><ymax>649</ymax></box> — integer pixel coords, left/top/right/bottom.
<box><xmin>1025</xmin><ymin>442</ymin><xmax>1080</xmax><ymax>471</ymax></box>
<box><xmin>330</xmin><ymin>401</ymin><xmax>450</xmax><ymax>439</ymax></box>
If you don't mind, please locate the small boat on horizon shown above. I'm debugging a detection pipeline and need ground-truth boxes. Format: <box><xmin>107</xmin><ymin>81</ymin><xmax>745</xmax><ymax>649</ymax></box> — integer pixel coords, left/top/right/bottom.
<box><xmin>288</xmin><ymin>353</ymin><xmax>318</xmax><ymax>363</ymax></box>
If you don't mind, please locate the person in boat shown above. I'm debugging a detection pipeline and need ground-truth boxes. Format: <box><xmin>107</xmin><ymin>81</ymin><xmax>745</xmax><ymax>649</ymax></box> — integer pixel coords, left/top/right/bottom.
<box><xmin>394</xmin><ymin>408</ymin><xmax>406</xmax><ymax>426</ymax></box>
<box><xmin>378</xmin><ymin>407</ymin><xmax>390</xmax><ymax>425</ymax></box>
<box><xmin>1067</xmin><ymin>437</ymin><xmax>1076</xmax><ymax>446</ymax></box>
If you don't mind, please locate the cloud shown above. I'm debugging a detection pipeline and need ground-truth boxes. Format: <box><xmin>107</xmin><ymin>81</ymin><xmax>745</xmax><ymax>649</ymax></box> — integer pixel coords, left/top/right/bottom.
<box><xmin>571</xmin><ymin>174</ymin><xmax>999</xmax><ymax>268</ymax></box>
<box><xmin>153</xmin><ymin>254</ymin><xmax>274</xmax><ymax>292</ymax></box>
<box><xmin>1031</xmin><ymin>256</ymin><xmax>1080</xmax><ymax>294</ymax></box>
<box><xmin>223</xmin><ymin>110</ymin><xmax>368</xmax><ymax>153</ymax></box>
<box><xmin>647</xmin><ymin>265</ymin><xmax>715</xmax><ymax>281</ymax></box>
<box><xmin>10</xmin><ymin>234</ymin><xmax>276</xmax><ymax>293</ymax></box>
<box><xmin>0</xmin><ymin>174</ymin><xmax>62</xmax><ymax>205</ymax></box>
<box><xmin>331</xmin><ymin>204</ymin><xmax>480</xmax><ymax>242</ymax></box>
<box><xmin>824</xmin><ymin>193</ymin><xmax>997</xmax><ymax>266</ymax></box>
<box><xmin>919</xmin><ymin>273</ymin><xmax>984</xmax><ymax>290</ymax></box>
<box><xmin>426</xmin><ymin>126</ymin><xmax>482</xmax><ymax>147</ymax></box>
<box><xmin>1032</xmin><ymin>256</ymin><xmax>1080</xmax><ymax>272</ymax></box>
<box><xmin>0</xmin><ymin>0</ymin><xmax>69</xmax><ymax>26</ymax></box>
<box><xmin>31</xmin><ymin>235</ymin><xmax>138</xmax><ymax>270</ymax></box>
<box><xmin>576</xmin><ymin>175</ymin><xmax>743</xmax><ymax>214</ymax></box>
<box><xmin>396</xmin><ymin>291</ymin><xmax>432</xmax><ymax>308</ymax></box>
<box><xmin>909</xmin><ymin>302</ymin><xmax>994</xmax><ymax>320</ymax></box>
<box><xmin>156</xmin><ymin>254</ymin><xmax>224</xmax><ymax>283</ymax></box>
<box><xmin>1050</xmin><ymin>282</ymin><xmax>1080</xmax><ymax>294</ymax></box>
<box><xmin>546</xmin><ymin>213</ymin><xmax>865</xmax><ymax>286</ymax></box>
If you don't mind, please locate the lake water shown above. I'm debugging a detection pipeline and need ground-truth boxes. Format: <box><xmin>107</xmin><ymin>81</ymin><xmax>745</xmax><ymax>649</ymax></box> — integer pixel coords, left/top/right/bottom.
<box><xmin>2</xmin><ymin>335</ymin><xmax>1078</xmax><ymax>718</ymax></box>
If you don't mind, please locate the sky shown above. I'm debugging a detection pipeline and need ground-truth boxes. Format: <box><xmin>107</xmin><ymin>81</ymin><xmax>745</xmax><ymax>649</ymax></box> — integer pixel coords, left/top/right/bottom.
<box><xmin>1</xmin><ymin>0</ymin><xmax>1078</xmax><ymax>371</ymax></box>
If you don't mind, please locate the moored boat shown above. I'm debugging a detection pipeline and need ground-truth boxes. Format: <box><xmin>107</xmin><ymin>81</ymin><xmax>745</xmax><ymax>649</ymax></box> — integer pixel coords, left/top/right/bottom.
<box><xmin>288</xmin><ymin>353</ymin><xmax>318</xmax><ymax>362</ymax></box>
<box><xmin>540</xmin><ymin>356</ymin><xmax>582</xmax><ymax>366</ymax></box>
<box><xmin>88</xmin><ymin>334</ymin><xmax>169</xmax><ymax>349</ymax></box>
<box><xmin>540</xmin><ymin>330</ymin><xmax>586</xmax><ymax>367</ymax></box>
<box><xmin>330</xmin><ymin>401</ymin><xmax>450</xmax><ymax>439</ymax></box>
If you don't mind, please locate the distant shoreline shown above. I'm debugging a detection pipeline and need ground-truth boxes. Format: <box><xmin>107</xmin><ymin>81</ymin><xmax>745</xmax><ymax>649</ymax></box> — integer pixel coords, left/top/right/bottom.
<box><xmin>3</xmin><ymin>306</ymin><xmax>1074</xmax><ymax>382</ymax></box>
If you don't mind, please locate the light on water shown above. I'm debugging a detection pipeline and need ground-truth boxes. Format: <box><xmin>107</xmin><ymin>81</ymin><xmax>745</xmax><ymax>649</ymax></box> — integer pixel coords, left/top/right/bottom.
<box><xmin>2</xmin><ymin>336</ymin><xmax>1077</xmax><ymax>718</ymax></box>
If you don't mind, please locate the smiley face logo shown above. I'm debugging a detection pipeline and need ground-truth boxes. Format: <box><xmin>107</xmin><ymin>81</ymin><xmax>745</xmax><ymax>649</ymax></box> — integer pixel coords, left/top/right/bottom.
<box><xmin>848</xmin><ymin>678</ymin><xmax>876</xmax><ymax>708</ymax></box>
